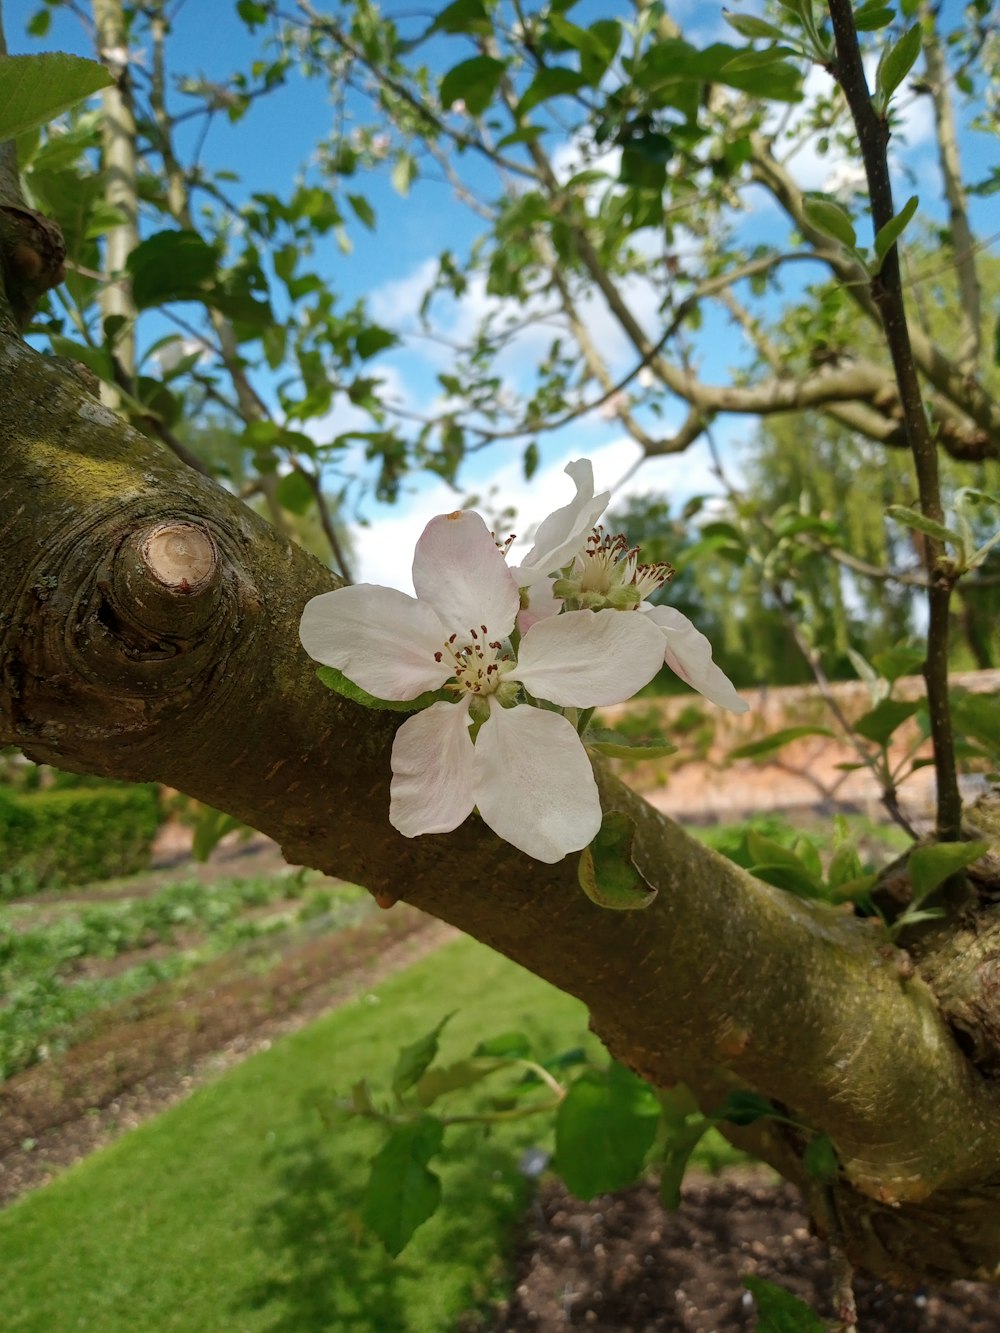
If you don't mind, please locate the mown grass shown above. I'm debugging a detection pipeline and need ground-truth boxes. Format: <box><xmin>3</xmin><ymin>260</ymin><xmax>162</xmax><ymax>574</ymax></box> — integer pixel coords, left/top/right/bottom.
<box><xmin>0</xmin><ymin>935</ymin><xmax>614</xmax><ymax>1333</ymax></box>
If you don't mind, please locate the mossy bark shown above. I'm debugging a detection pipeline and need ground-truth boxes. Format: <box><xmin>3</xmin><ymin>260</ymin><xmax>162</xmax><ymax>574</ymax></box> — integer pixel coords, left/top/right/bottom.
<box><xmin>3</xmin><ymin>336</ymin><xmax>1000</xmax><ymax>1283</ymax></box>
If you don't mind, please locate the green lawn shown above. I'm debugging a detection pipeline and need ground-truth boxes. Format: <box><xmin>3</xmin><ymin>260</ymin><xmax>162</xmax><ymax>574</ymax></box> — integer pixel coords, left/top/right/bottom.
<box><xmin>0</xmin><ymin>935</ymin><xmax>602</xmax><ymax>1333</ymax></box>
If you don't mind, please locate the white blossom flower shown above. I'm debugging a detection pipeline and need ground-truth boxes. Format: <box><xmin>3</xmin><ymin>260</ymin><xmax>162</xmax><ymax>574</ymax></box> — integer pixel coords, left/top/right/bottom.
<box><xmin>510</xmin><ymin>461</ymin><xmax>748</xmax><ymax>713</ymax></box>
<box><xmin>510</xmin><ymin>459</ymin><xmax>610</xmax><ymax>590</ymax></box>
<box><xmin>300</xmin><ymin>509</ymin><xmax>666</xmax><ymax>862</ymax></box>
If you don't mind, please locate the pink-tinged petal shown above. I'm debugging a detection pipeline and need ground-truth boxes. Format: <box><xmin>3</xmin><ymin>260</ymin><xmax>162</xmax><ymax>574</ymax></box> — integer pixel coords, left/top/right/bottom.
<box><xmin>412</xmin><ymin>510</ymin><xmax>519</xmax><ymax>640</ymax></box>
<box><xmin>511</xmin><ymin>459</ymin><xmax>610</xmax><ymax>587</ymax></box>
<box><xmin>300</xmin><ymin>585</ymin><xmax>450</xmax><ymax>699</ymax></box>
<box><xmin>643</xmin><ymin>605</ymin><xmax>749</xmax><ymax>713</ymax></box>
<box><xmin>390</xmin><ymin>701</ymin><xmax>476</xmax><ymax>836</ymax></box>
<box><xmin>473</xmin><ymin>704</ymin><xmax>601</xmax><ymax>862</ymax></box>
<box><xmin>517</xmin><ymin>578</ymin><xmax>562</xmax><ymax>634</ymax></box>
<box><xmin>514</xmin><ymin>609</ymin><xmax>664</xmax><ymax>706</ymax></box>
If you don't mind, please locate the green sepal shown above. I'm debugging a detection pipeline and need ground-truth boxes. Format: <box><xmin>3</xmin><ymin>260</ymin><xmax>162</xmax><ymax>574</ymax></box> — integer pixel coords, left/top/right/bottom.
<box><xmin>578</xmin><ymin>812</ymin><xmax>657</xmax><ymax>910</ymax></box>
<box><xmin>316</xmin><ymin>666</ymin><xmax>448</xmax><ymax>713</ymax></box>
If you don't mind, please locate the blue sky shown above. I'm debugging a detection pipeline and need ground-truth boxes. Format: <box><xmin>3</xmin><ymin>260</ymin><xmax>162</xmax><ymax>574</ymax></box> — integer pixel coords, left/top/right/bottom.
<box><xmin>7</xmin><ymin>0</ymin><xmax>997</xmax><ymax>586</ymax></box>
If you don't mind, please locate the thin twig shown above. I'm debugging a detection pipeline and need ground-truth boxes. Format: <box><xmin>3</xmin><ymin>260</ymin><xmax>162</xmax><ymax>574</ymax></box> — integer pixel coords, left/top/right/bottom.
<box><xmin>827</xmin><ymin>0</ymin><xmax>962</xmax><ymax>841</ymax></box>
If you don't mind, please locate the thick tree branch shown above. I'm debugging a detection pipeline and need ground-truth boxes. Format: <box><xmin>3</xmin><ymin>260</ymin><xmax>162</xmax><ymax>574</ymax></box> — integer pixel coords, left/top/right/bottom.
<box><xmin>4</xmin><ymin>341</ymin><xmax>1000</xmax><ymax>1282</ymax></box>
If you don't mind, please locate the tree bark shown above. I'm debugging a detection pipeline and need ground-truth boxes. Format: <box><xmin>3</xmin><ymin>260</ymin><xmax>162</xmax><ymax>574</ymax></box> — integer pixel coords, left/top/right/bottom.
<box><xmin>3</xmin><ymin>337</ymin><xmax>1000</xmax><ymax>1284</ymax></box>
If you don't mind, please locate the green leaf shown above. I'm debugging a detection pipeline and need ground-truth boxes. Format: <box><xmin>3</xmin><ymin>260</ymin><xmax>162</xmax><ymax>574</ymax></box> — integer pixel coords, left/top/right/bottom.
<box><xmin>49</xmin><ymin>335</ymin><xmax>114</xmax><ymax>382</ymax></box>
<box><xmin>440</xmin><ymin>55</ymin><xmax>505</xmax><ymax>117</ymax></box>
<box><xmin>523</xmin><ymin>441</ymin><xmax>539</xmax><ymax>480</ymax></box>
<box><xmin>191</xmin><ymin>805</ymin><xmax>243</xmax><ymax>862</ymax></box>
<box><xmin>474</xmin><ymin>1031</ymin><xmax>532</xmax><ymax>1059</ymax></box>
<box><xmin>416</xmin><ymin>1057</ymin><xmax>508</xmax><ymax>1108</ymax></box>
<box><xmin>425</xmin><ymin>0</ymin><xmax>492</xmax><ymax>37</ymax></box>
<box><xmin>315</xmin><ymin>665</ymin><xmax>447</xmax><ymax>714</ymax></box>
<box><xmin>392</xmin><ymin>1012</ymin><xmax>455</xmax><ymax>1099</ymax></box>
<box><xmin>826</xmin><ymin>842</ymin><xmax>863</xmax><ymax>891</ymax></box>
<box><xmin>236</xmin><ymin>0</ymin><xmax>270</xmax><ymax>25</ymax></box>
<box><xmin>362</xmin><ymin>1116</ymin><xmax>444</xmax><ymax>1256</ymax></box>
<box><xmin>0</xmin><ymin>53</ymin><xmax>111</xmax><ymax>141</ymax></box>
<box><xmin>356</xmin><ymin>325</ymin><xmax>397</xmax><ymax>359</ymax></box>
<box><xmin>802</xmin><ymin>195</ymin><xmax>857</xmax><ymax>248</ymax></box>
<box><xmin>830</xmin><ymin>873</ymin><xmax>878</xmax><ymax>904</ymax></box>
<box><xmin>554</xmin><ymin>1063</ymin><xmax>660</xmax><ymax>1199</ymax></box>
<box><xmin>27</xmin><ymin>9</ymin><xmax>52</xmax><ymax>37</ymax></box>
<box><xmin>873</xmin><ymin>194</ymin><xmax>918</xmax><ymax>266</ymax></box>
<box><xmin>391</xmin><ymin>153</ymin><xmax>417</xmax><ymax>196</ymax></box>
<box><xmin>853</xmin><ymin>698</ymin><xmax>918</xmax><ymax>745</ymax></box>
<box><xmin>578</xmin><ymin>811</ymin><xmax>657</xmax><ymax>910</ymax></box>
<box><xmin>727</xmin><ymin>726</ymin><xmax>834</xmax><ymax>760</ymax></box>
<box><xmin>644</xmin><ymin>38</ymin><xmax>802</xmax><ymax>101</ymax></box>
<box><xmin>908</xmin><ymin>841</ymin><xmax>990</xmax><ymax>905</ymax></box>
<box><xmin>876</xmin><ymin>23</ymin><xmax>923</xmax><ymax>103</ymax></box>
<box><xmin>803</xmin><ymin>1132</ymin><xmax>838</xmax><ymax>1182</ymax></box>
<box><xmin>870</xmin><ymin>644</ymin><xmax>925</xmax><ymax>682</ymax></box>
<box><xmin>275</xmin><ymin>470</ymin><xmax>314</xmax><ymax>516</ymax></box>
<box><xmin>126</xmin><ymin>230</ymin><xmax>218</xmax><ymax>308</ymax></box>
<box><xmin>951</xmin><ymin>692</ymin><xmax>1000</xmax><ymax>756</ymax></box>
<box><xmin>746</xmin><ymin>831</ymin><xmax>820</xmax><ymax>885</ymax></box>
<box><xmin>743</xmin><ymin>1276</ymin><xmax>826</xmax><ymax>1332</ymax></box>
<box><xmin>752</xmin><ymin>863</ymin><xmax>826</xmax><ymax>898</ymax></box>
<box><xmin>854</xmin><ymin>3</ymin><xmax>896</xmax><ymax>30</ymax></box>
<box><xmin>347</xmin><ymin>193</ymin><xmax>376</xmax><ymax>230</ymax></box>
<box><xmin>722</xmin><ymin>11</ymin><xmax>788</xmax><ymax>40</ymax></box>
<box><xmin>518</xmin><ymin>66</ymin><xmax>589</xmax><ymax>117</ymax></box>
<box><xmin>793</xmin><ymin>836</ymin><xmax>823</xmax><ymax>882</ymax></box>
<box><xmin>585</xmin><ymin>728</ymin><xmax>677</xmax><ymax>760</ymax></box>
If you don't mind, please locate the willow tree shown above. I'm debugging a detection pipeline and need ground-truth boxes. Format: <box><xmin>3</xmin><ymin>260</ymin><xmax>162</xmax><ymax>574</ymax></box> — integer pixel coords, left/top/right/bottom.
<box><xmin>2</xmin><ymin>0</ymin><xmax>1000</xmax><ymax>1309</ymax></box>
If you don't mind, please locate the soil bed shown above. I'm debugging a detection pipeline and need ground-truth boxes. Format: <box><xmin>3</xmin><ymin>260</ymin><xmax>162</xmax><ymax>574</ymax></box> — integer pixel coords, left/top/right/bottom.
<box><xmin>481</xmin><ymin>1177</ymin><xmax>1000</xmax><ymax>1331</ymax></box>
<box><xmin>0</xmin><ymin>908</ymin><xmax>455</xmax><ymax>1206</ymax></box>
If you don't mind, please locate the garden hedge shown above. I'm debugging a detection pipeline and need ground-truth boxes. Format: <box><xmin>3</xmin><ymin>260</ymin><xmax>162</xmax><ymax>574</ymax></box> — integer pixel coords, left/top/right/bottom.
<box><xmin>0</xmin><ymin>785</ymin><xmax>162</xmax><ymax>889</ymax></box>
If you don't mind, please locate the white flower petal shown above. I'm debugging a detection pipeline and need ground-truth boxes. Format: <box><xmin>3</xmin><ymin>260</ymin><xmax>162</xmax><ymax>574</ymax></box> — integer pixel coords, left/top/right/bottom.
<box><xmin>511</xmin><ymin>459</ymin><xmax>610</xmax><ymax>587</ymax></box>
<box><xmin>642</xmin><ymin>605</ymin><xmax>749</xmax><ymax>713</ymax></box>
<box><xmin>300</xmin><ymin>585</ymin><xmax>451</xmax><ymax>699</ymax></box>
<box><xmin>474</xmin><ymin>704</ymin><xmax>601</xmax><ymax>862</ymax></box>
<box><xmin>390</xmin><ymin>701</ymin><xmax>476</xmax><ymax>836</ymax></box>
<box><xmin>517</xmin><ymin>578</ymin><xmax>562</xmax><ymax>633</ymax></box>
<box><xmin>412</xmin><ymin>510</ymin><xmax>519</xmax><ymax>638</ymax></box>
<box><xmin>515</xmin><ymin>609</ymin><xmax>665</xmax><ymax>706</ymax></box>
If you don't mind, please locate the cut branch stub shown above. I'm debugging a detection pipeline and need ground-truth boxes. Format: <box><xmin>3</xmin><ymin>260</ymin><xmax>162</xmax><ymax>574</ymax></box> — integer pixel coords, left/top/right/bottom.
<box><xmin>118</xmin><ymin>521</ymin><xmax>222</xmax><ymax>636</ymax></box>
<box><xmin>67</xmin><ymin>515</ymin><xmax>252</xmax><ymax>693</ymax></box>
